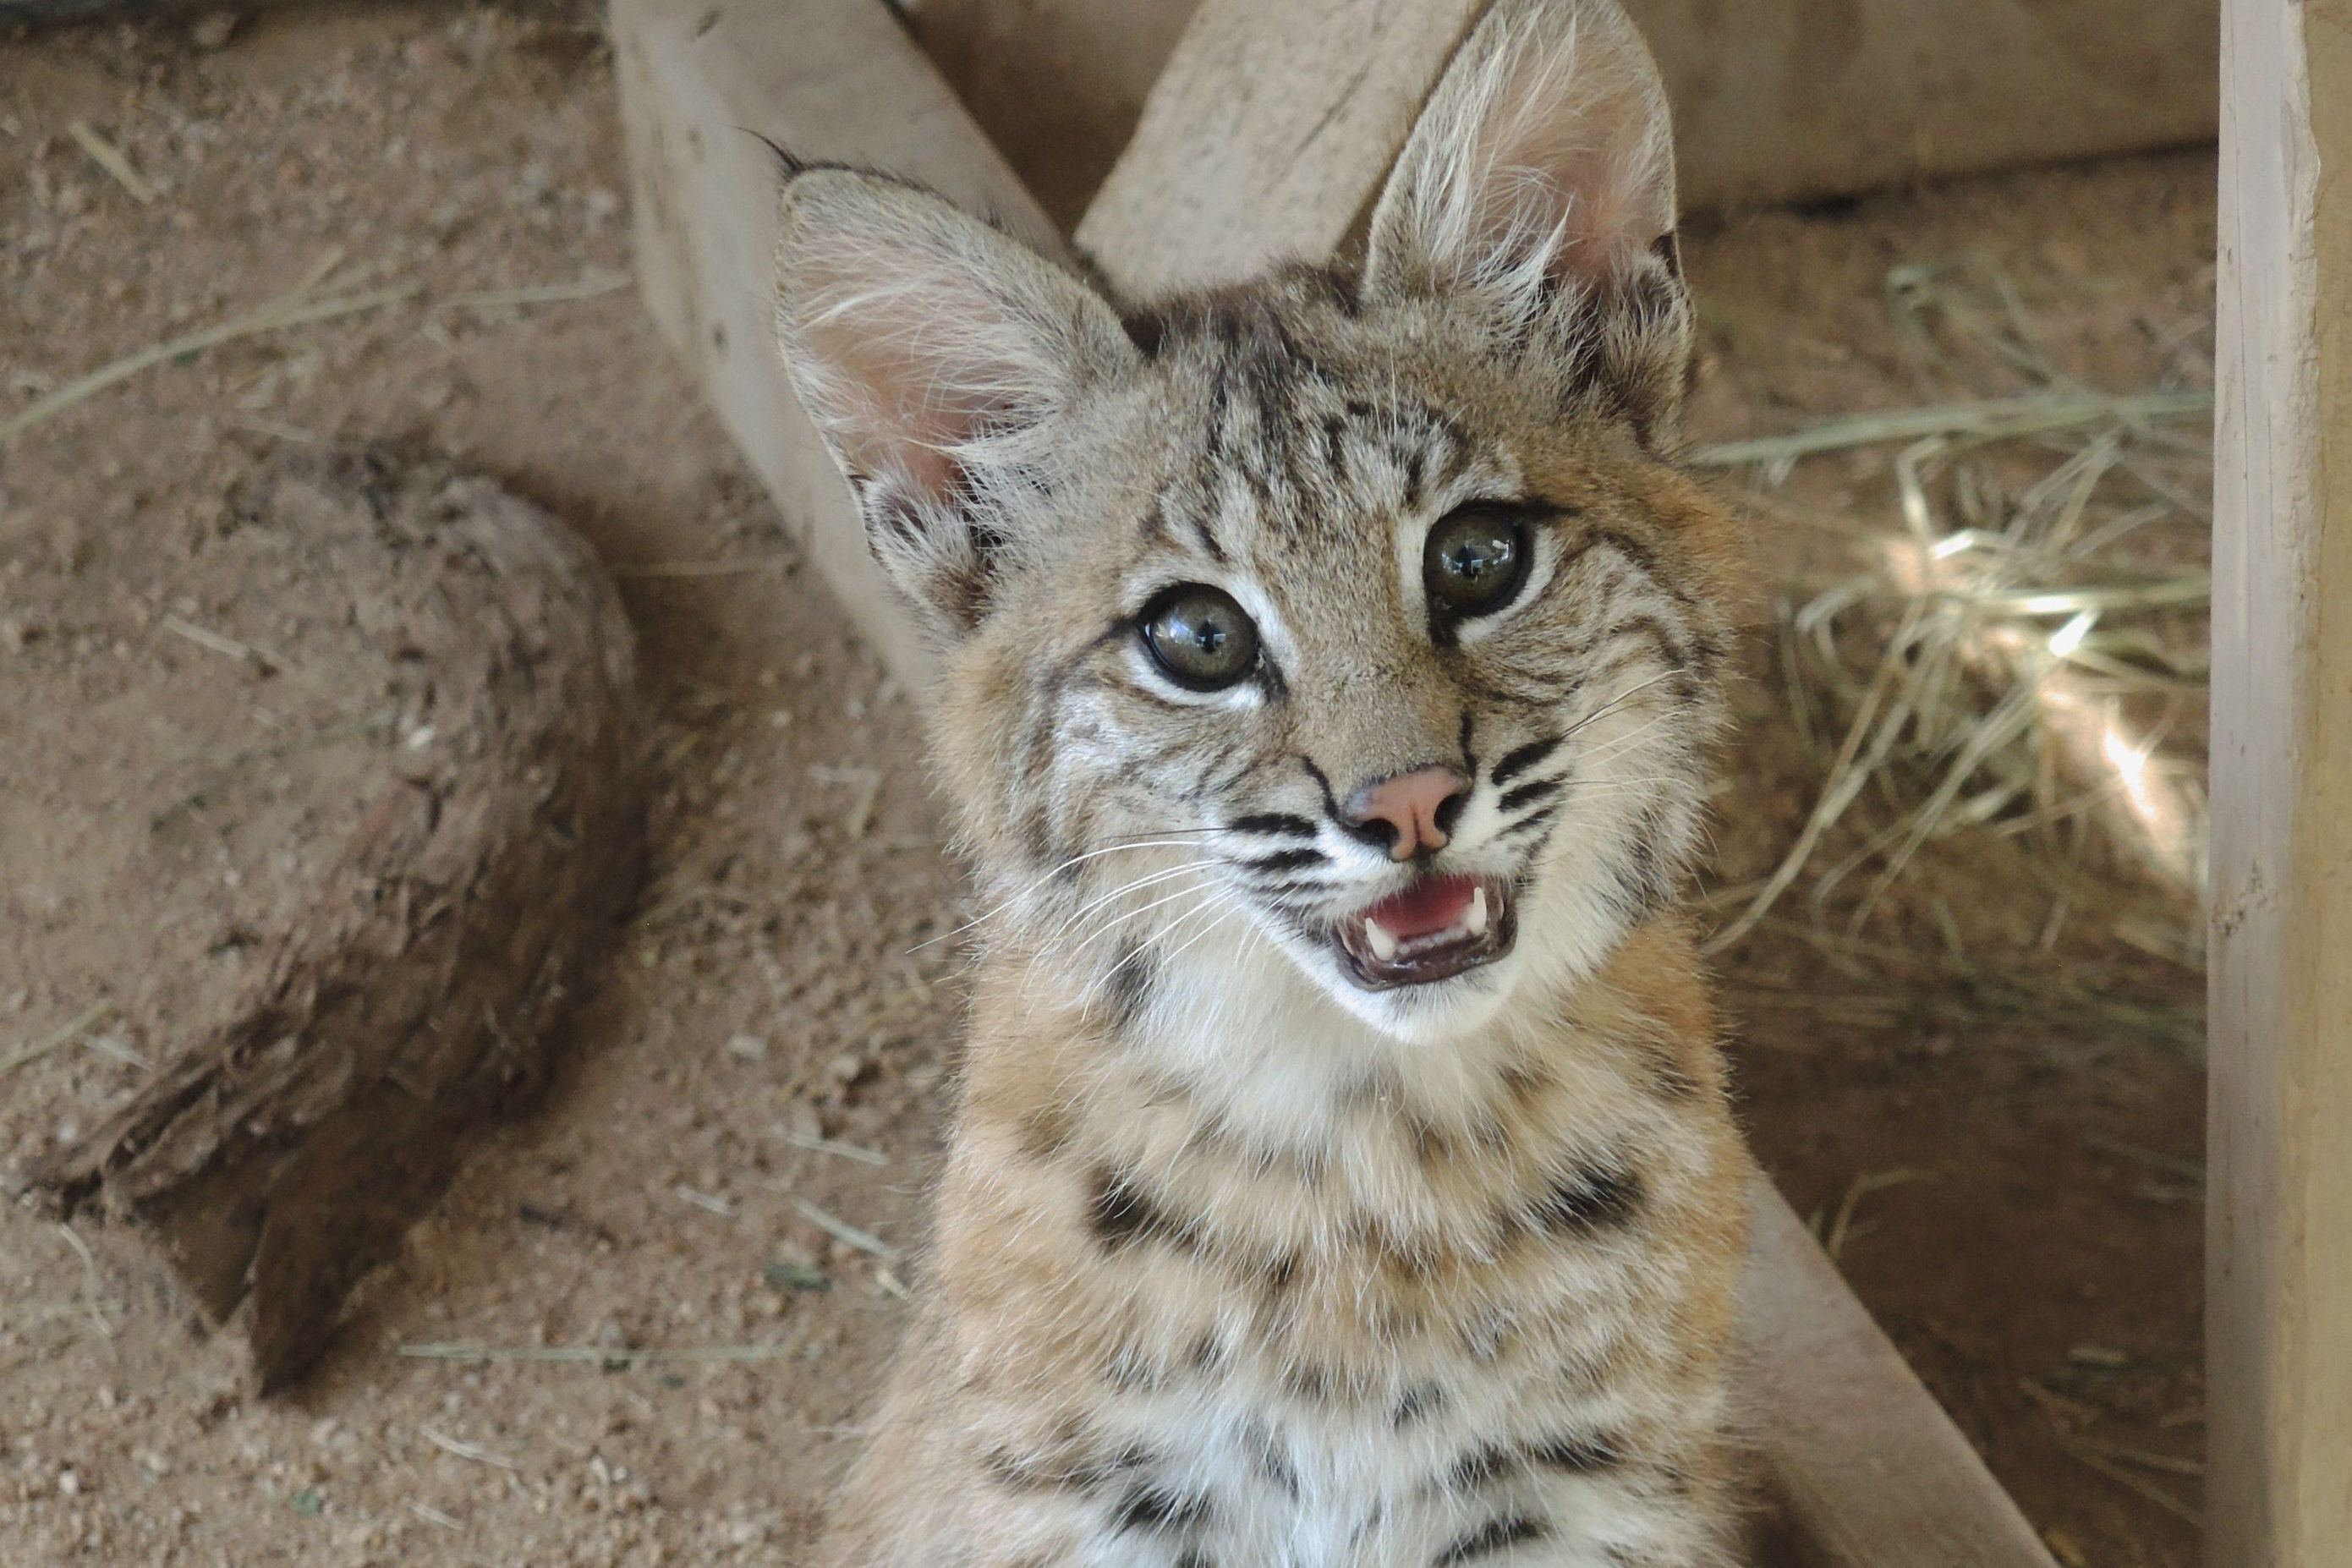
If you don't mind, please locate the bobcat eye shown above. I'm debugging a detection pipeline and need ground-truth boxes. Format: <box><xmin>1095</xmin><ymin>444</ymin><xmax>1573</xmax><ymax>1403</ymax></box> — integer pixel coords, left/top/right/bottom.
<box><xmin>1140</xmin><ymin>584</ymin><xmax>1260</xmax><ymax>690</ymax></box>
<box><xmin>1423</xmin><ymin>507</ymin><xmax>1529</xmax><ymax>618</ymax></box>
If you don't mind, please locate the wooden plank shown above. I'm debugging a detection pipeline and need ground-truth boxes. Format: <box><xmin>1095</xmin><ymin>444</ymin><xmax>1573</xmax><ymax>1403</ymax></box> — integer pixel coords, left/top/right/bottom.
<box><xmin>1076</xmin><ymin>0</ymin><xmax>1487</xmax><ymax>297</ymax></box>
<box><xmin>2208</xmin><ymin>1</ymin><xmax>2352</xmax><ymax>1562</ymax></box>
<box><xmin>1741</xmin><ymin>1178</ymin><xmax>2058</xmax><ymax>1568</ymax></box>
<box><xmin>1631</xmin><ymin>0</ymin><xmax>2216</xmax><ymax>211</ymax></box>
<box><xmin>1067</xmin><ymin>0</ymin><xmax>2216</xmax><ymax>288</ymax></box>
<box><xmin>611</xmin><ymin>0</ymin><xmax>1061</xmax><ymax>687</ymax></box>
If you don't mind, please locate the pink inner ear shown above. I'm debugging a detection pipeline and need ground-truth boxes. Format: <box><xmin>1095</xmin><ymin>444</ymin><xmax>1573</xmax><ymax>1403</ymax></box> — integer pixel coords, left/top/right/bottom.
<box><xmin>1472</xmin><ymin>52</ymin><xmax>1671</xmax><ymax>289</ymax></box>
<box><xmin>800</xmin><ymin>306</ymin><xmax>1000</xmax><ymax>504</ymax></box>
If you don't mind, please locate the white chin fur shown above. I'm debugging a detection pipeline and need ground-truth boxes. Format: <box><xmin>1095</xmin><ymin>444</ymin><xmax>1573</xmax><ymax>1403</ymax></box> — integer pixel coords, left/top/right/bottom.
<box><xmin>1317</xmin><ymin>950</ymin><xmax>1523</xmax><ymax>1044</ymax></box>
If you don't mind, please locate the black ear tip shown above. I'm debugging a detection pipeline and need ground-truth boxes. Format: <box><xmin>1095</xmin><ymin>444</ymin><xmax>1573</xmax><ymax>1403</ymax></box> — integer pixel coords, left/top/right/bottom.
<box><xmin>735</xmin><ymin>126</ymin><xmax>804</xmax><ymax>176</ymax></box>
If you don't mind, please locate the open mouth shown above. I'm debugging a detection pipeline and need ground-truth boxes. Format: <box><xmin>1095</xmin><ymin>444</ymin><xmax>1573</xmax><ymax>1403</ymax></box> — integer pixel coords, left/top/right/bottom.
<box><xmin>1333</xmin><ymin>873</ymin><xmax>1516</xmax><ymax>990</ymax></box>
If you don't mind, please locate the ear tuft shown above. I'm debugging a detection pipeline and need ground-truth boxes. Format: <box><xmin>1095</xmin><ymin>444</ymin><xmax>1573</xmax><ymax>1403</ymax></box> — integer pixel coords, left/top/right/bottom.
<box><xmin>1366</xmin><ymin>0</ymin><xmax>1691</xmax><ymax>437</ymax></box>
<box><xmin>773</xmin><ymin>170</ymin><xmax>1135</xmax><ymax>635</ymax></box>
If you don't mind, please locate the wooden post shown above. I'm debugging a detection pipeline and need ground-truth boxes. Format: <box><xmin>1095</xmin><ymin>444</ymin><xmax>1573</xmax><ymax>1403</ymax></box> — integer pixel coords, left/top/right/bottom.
<box><xmin>2208</xmin><ymin>1</ymin><xmax>2352</xmax><ymax>1562</ymax></box>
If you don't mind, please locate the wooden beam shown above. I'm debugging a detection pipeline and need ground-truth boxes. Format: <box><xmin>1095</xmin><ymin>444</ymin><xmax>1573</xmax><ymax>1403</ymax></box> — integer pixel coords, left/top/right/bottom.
<box><xmin>611</xmin><ymin>0</ymin><xmax>1061</xmax><ymax>687</ymax></box>
<box><xmin>2208</xmin><ymin>1</ymin><xmax>2352</xmax><ymax>1562</ymax></box>
<box><xmin>1066</xmin><ymin>0</ymin><xmax>2217</xmax><ymax>288</ymax></box>
<box><xmin>1741</xmin><ymin>1179</ymin><xmax>2057</xmax><ymax>1568</ymax></box>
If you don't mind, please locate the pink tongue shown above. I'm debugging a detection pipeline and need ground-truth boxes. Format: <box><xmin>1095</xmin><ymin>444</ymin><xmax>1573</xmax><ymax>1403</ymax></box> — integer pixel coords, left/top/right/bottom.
<box><xmin>1364</xmin><ymin>874</ymin><xmax>1479</xmax><ymax>940</ymax></box>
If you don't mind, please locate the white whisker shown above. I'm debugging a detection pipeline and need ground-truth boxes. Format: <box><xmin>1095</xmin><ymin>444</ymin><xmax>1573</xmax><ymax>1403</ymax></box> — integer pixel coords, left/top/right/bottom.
<box><xmin>1041</xmin><ymin>861</ymin><xmax>1220</xmax><ymax>947</ymax></box>
<box><xmin>909</xmin><ymin>839</ymin><xmax>1222</xmax><ymax>951</ymax></box>
<box><xmin>1055</xmin><ymin>875</ymin><xmax>1225</xmax><ymax>964</ymax></box>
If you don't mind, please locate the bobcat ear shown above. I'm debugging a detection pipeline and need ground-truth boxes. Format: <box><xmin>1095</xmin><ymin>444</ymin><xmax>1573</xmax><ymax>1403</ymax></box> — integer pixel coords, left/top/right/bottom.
<box><xmin>1363</xmin><ymin>0</ymin><xmax>1691</xmax><ymax>439</ymax></box>
<box><xmin>773</xmin><ymin>169</ymin><xmax>1138</xmax><ymax>635</ymax></box>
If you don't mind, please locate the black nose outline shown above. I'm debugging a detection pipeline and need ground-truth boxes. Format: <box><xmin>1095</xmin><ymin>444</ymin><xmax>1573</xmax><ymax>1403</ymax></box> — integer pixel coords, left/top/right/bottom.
<box><xmin>1337</xmin><ymin>809</ymin><xmax>1401</xmax><ymax>853</ymax></box>
<box><xmin>1337</xmin><ymin>765</ymin><xmax>1473</xmax><ymax>859</ymax></box>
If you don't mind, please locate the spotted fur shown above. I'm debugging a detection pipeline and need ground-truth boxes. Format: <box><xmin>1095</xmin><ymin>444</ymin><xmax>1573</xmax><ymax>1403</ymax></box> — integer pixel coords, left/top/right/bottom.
<box><xmin>776</xmin><ymin>3</ymin><xmax>1753</xmax><ymax>1563</ymax></box>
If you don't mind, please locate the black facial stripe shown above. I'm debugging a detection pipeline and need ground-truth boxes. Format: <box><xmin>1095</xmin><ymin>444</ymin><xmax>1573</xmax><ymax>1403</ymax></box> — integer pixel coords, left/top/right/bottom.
<box><xmin>1434</xmin><ymin>1515</ymin><xmax>1549</xmax><ymax>1565</ymax></box>
<box><xmin>1299</xmin><ymin>756</ymin><xmax>1342</xmax><ymax>817</ymax></box>
<box><xmin>1251</xmin><ymin>879</ymin><xmax>1345</xmax><ymax>902</ymax></box>
<box><xmin>1241</xmin><ymin>847</ymin><xmax>1328</xmax><ymax>874</ymax></box>
<box><xmin>1184</xmin><ymin>503</ymin><xmax>1229</xmax><ymax>565</ymax></box>
<box><xmin>1488</xmin><ymin>734</ymin><xmax>1564</xmax><ymax>788</ymax></box>
<box><xmin>1445</xmin><ymin>1434</ymin><xmax>1624</xmax><ymax>1496</ymax></box>
<box><xmin>1494</xmin><ymin>803</ymin><xmax>1560</xmax><ymax>842</ymax></box>
<box><xmin>1498</xmin><ymin>776</ymin><xmax>1565</xmax><ymax>816</ymax></box>
<box><xmin>1139</xmin><ymin>501</ymin><xmax>1176</xmax><ymax>550</ymax></box>
<box><xmin>1608</xmin><ymin>613</ymin><xmax>1697</xmax><ymax>678</ymax></box>
<box><xmin>1452</xmin><ymin>666</ymin><xmax>1569</xmax><ymax>712</ymax></box>
<box><xmin>1226</xmin><ymin>812</ymin><xmax>1317</xmax><ymax>838</ymax></box>
<box><xmin>1581</xmin><ymin>526</ymin><xmax>1695</xmax><ymax>610</ymax></box>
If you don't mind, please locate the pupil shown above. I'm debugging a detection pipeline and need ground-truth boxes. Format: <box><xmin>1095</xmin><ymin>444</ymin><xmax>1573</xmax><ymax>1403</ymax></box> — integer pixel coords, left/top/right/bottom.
<box><xmin>1450</xmin><ymin>540</ymin><xmax>1498</xmax><ymax>580</ymax></box>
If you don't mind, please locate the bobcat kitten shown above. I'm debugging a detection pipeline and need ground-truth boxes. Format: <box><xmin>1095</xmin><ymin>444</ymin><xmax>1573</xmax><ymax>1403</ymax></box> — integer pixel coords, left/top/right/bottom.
<box><xmin>773</xmin><ymin>2</ymin><xmax>1752</xmax><ymax>1562</ymax></box>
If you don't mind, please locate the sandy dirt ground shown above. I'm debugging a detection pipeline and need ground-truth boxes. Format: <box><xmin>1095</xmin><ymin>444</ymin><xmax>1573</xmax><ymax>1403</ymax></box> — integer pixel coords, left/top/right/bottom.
<box><xmin>1</xmin><ymin>7</ymin><xmax>2212</xmax><ymax>1565</ymax></box>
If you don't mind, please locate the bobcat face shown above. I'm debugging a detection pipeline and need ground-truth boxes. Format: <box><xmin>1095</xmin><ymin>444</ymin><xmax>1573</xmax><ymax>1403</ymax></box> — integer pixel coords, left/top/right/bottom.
<box><xmin>774</xmin><ymin>8</ymin><xmax>1741</xmax><ymax>1044</ymax></box>
<box><xmin>947</xmin><ymin>281</ymin><xmax>1732</xmax><ymax>1043</ymax></box>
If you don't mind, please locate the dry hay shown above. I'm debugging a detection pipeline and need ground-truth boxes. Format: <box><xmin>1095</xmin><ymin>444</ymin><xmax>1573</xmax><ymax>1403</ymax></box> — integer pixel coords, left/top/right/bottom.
<box><xmin>1695</xmin><ymin>256</ymin><xmax>2210</xmax><ymax>1055</ymax></box>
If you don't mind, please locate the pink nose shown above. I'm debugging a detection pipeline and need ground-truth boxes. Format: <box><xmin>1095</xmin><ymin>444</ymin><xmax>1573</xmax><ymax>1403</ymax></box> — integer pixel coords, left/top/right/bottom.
<box><xmin>1346</xmin><ymin>765</ymin><xmax>1470</xmax><ymax>862</ymax></box>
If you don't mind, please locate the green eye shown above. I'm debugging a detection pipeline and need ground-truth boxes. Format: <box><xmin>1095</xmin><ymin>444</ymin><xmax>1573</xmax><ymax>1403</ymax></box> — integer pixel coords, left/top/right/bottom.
<box><xmin>1141</xmin><ymin>584</ymin><xmax>1260</xmax><ymax>690</ymax></box>
<box><xmin>1423</xmin><ymin>507</ymin><xmax>1530</xmax><ymax>617</ymax></box>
